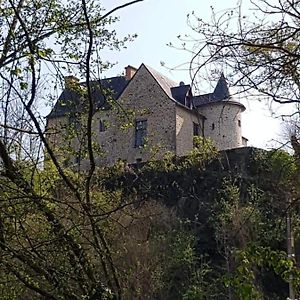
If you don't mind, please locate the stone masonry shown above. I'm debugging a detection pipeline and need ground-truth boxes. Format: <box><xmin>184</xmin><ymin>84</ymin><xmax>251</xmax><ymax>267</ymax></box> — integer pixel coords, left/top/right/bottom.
<box><xmin>46</xmin><ymin>64</ymin><xmax>247</xmax><ymax>167</ymax></box>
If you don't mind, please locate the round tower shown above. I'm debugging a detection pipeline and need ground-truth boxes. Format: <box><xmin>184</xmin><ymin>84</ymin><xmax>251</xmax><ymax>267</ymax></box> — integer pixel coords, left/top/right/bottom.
<box><xmin>197</xmin><ymin>100</ymin><xmax>245</xmax><ymax>150</ymax></box>
<box><xmin>193</xmin><ymin>74</ymin><xmax>246</xmax><ymax>150</ymax></box>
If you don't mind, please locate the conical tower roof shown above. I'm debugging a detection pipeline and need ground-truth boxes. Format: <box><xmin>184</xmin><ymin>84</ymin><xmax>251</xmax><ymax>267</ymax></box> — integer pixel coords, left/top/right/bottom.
<box><xmin>213</xmin><ymin>73</ymin><xmax>230</xmax><ymax>100</ymax></box>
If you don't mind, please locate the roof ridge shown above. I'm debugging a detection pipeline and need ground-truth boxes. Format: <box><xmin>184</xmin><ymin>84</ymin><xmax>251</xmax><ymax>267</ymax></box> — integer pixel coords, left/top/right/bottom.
<box><xmin>142</xmin><ymin>64</ymin><xmax>178</xmax><ymax>101</ymax></box>
<box><xmin>143</xmin><ymin>64</ymin><xmax>178</xmax><ymax>86</ymax></box>
<box><xmin>82</xmin><ymin>75</ymin><xmax>125</xmax><ymax>84</ymax></box>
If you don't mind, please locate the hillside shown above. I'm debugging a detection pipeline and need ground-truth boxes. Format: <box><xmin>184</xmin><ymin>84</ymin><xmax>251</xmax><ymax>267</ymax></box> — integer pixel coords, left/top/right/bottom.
<box><xmin>1</xmin><ymin>144</ymin><xmax>299</xmax><ymax>299</ymax></box>
<box><xmin>100</xmin><ymin>146</ymin><xmax>298</xmax><ymax>299</ymax></box>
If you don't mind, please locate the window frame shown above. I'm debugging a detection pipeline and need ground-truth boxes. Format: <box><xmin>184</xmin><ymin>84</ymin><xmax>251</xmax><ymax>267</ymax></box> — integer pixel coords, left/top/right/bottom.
<box><xmin>193</xmin><ymin>122</ymin><xmax>200</xmax><ymax>136</ymax></box>
<box><xmin>99</xmin><ymin>119</ymin><xmax>106</xmax><ymax>133</ymax></box>
<box><xmin>134</xmin><ymin>119</ymin><xmax>147</xmax><ymax>148</ymax></box>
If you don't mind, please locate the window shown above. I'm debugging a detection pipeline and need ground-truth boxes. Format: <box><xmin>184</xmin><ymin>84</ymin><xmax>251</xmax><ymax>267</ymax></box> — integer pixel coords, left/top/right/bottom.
<box><xmin>75</xmin><ymin>155</ymin><xmax>80</xmax><ymax>164</ymax></box>
<box><xmin>69</xmin><ymin>115</ymin><xmax>80</xmax><ymax>130</ymax></box>
<box><xmin>99</xmin><ymin>120</ymin><xmax>106</xmax><ymax>132</ymax></box>
<box><xmin>135</xmin><ymin>120</ymin><xmax>147</xmax><ymax>147</ymax></box>
<box><xmin>193</xmin><ymin>122</ymin><xmax>200</xmax><ymax>136</ymax></box>
<box><xmin>238</xmin><ymin>120</ymin><xmax>241</xmax><ymax>127</ymax></box>
<box><xmin>211</xmin><ymin>123</ymin><xmax>215</xmax><ymax>130</ymax></box>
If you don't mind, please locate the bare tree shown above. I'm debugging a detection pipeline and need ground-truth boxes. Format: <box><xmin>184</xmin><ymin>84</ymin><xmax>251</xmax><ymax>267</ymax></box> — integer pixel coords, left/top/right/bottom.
<box><xmin>0</xmin><ymin>0</ymin><xmax>144</xmax><ymax>299</ymax></box>
<box><xmin>171</xmin><ymin>2</ymin><xmax>300</xmax><ymax>298</ymax></box>
<box><xmin>177</xmin><ymin>1</ymin><xmax>300</xmax><ymax>107</ymax></box>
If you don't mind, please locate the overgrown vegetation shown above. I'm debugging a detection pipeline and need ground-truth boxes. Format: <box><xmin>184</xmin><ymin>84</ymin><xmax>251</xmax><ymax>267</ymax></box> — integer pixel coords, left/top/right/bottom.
<box><xmin>2</xmin><ymin>0</ymin><xmax>300</xmax><ymax>299</ymax></box>
<box><xmin>1</xmin><ymin>125</ymin><xmax>300</xmax><ymax>299</ymax></box>
<box><xmin>88</xmin><ymin>146</ymin><xmax>300</xmax><ymax>299</ymax></box>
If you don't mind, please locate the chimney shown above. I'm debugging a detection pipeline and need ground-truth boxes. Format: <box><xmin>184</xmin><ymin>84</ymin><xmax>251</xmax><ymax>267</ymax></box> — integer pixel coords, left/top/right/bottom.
<box><xmin>64</xmin><ymin>75</ymin><xmax>80</xmax><ymax>90</ymax></box>
<box><xmin>125</xmin><ymin>65</ymin><xmax>137</xmax><ymax>81</ymax></box>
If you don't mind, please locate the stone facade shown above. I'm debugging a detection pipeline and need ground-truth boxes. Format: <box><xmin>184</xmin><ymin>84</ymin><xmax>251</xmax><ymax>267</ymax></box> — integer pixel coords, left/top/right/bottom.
<box><xmin>175</xmin><ymin>105</ymin><xmax>201</xmax><ymax>156</ymax></box>
<box><xmin>95</xmin><ymin>65</ymin><xmax>177</xmax><ymax>165</ymax></box>
<box><xmin>46</xmin><ymin>64</ymin><xmax>247</xmax><ymax>167</ymax></box>
<box><xmin>197</xmin><ymin>101</ymin><xmax>245</xmax><ymax>150</ymax></box>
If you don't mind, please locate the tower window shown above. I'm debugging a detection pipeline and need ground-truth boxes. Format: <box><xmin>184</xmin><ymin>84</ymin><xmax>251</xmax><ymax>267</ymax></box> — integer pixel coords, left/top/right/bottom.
<box><xmin>238</xmin><ymin>120</ymin><xmax>241</xmax><ymax>127</ymax></box>
<box><xmin>211</xmin><ymin>123</ymin><xmax>215</xmax><ymax>130</ymax></box>
<box><xmin>135</xmin><ymin>120</ymin><xmax>147</xmax><ymax>147</ymax></box>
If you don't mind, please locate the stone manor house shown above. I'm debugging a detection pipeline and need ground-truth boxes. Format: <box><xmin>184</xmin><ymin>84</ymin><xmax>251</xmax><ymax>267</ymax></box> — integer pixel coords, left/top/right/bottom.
<box><xmin>46</xmin><ymin>64</ymin><xmax>247</xmax><ymax>167</ymax></box>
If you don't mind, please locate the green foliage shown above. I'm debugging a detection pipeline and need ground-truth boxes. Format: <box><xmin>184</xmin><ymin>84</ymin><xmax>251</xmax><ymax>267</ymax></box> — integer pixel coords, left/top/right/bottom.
<box><xmin>182</xmin><ymin>256</ymin><xmax>216</xmax><ymax>300</ymax></box>
<box><xmin>0</xmin><ymin>270</ymin><xmax>25</xmax><ymax>300</ymax></box>
<box><xmin>225</xmin><ymin>245</ymin><xmax>300</xmax><ymax>300</ymax></box>
<box><xmin>146</xmin><ymin>136</ymin><xmax>218</xmax><ymax>173</ymax></box>
<box><xmin>262</xmin><ymin>150</ymin><xmax>297</xmax><ymax>187</ymax></box>
<box><xmin>182</xmin><ymin>136</ymin><xmax>219</xmax><ymax>169</ymax></box>
<box><xmin>99</xmin><ymin>147</ymin><xmax>300</xmax><ymax>299</ymax></box>
<box><xmin>103</xmin><ymin>201</ymin><xmax>201</xmax><ymax>300</ymax></box>
<box><xmin>2</xmin><ymin>92</ymin><xmax>300</xmax><ymax>300</ymax></box>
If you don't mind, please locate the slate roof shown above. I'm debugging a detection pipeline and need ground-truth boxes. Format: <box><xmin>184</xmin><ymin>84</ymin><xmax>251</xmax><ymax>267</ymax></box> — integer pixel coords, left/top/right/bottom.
<box><xmin>192</xmin><ymin>93</ymin><xmax>215</xmax><ymax>106</ymax></box>
<box><xmin>192</xmin><ymin>73</ymin><xmax>235</xmax><ymax>107</ymax></box>
<box><xmin>143</xmin><ymin>64</ymin><xmax>192</xmax><ymax>107</ymax></box>
<box><xmin>213</xmin><ymin>73</ymin><xmax>230</xmax><ymax>100</ymax></box>
<box><xmin>144</xmin><ymin>65</ymin><xmax>178</xmax><ymax>101</ymax></box>
<box><xmin>143</xmin><ymin>66</ymin><xmax>236</xmax><ymax>109</ymax></box>
<box><xmin>48</xmin><ymin>64</ymin><xmax>194</xmax><ymax>119</ymax></box>
<box><xmin>48</xmin><ymin>66</ymin><xmax>244</xmax><ymax>120</ymax></box>
<box><xmin>171</xmin><ymin>84</ymin><xmax>191</xmax><ymax>106</ymax></box>
<box><xmin>48</xmin><ymin>76</ymin><xmax>128</xmax><ymax>118</ymax></box>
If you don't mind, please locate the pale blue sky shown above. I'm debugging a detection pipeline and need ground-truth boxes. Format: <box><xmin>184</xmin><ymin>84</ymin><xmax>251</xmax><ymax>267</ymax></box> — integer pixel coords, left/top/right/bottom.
<box><xmin>102</xmin><ymin>0</ymin><xmax>239</xmax><ymax>82</ymax></box>
<box><xmin>100</xmin><ymin>0</ymin><xmax>286</xmax><ymax>149</ymax></box>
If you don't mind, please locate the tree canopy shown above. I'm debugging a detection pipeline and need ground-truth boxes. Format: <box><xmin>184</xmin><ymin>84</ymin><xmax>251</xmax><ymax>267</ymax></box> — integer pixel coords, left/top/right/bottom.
<box><xmin>0</xmin><ymin>1</ymin><xmax>146</xmax><ymax>299</ymax></box>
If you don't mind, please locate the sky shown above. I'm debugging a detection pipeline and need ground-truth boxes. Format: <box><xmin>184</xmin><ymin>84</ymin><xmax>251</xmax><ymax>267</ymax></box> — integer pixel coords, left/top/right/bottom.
<box><xmin>98</xmin><ymin>0</ymin><xmax>292</xmax><ymax>150</ymax></box>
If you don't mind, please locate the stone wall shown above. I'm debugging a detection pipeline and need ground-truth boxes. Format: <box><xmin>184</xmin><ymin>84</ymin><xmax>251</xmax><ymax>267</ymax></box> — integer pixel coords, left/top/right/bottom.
<box><xmin>197</xmin><ymin>101</ymin><xmax>244</xmax><ymax>150</ymax></box>
<box><xmin>46</xmin><ymin>66</ymin><xmax>247</xmax><ymax>168</ymax></box>
<box><xmin>46</xmin><ymin>117</ymin><xmax>66</xmax><ymax>148</ymax></box>
<box><xmin>175</xmin><ymin>105</ymin><xmax>201</xmax><ymax>156</ymax></box>
<box><xmin>45</xmin><ymin>115</ymin><xmax>90</xmax><ymax>169</ymax></box>
<box><xmin>45</xmin><ymin>116</ymin><xmax>70</xmax><ymax>165</ymax></box>
<box><xmin>94</xmin><ymin>65</ymin><xmax>177</xmax><ymax>165</ymax></box>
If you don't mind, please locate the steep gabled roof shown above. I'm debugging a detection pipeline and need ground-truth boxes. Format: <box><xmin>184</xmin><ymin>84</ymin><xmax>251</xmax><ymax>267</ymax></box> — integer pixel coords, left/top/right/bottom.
<box><xmin>143</xmin><ymin>64</ymin><xmax>193</xmax><ymax>109</ymax></box>
<box><xmin>48</xmin><ymin>76</ymin><xmax>128</xmax><ymax>118</ymax></box>
<box><xmin>49</xmin><ymin>64</ymin><xmax>235</xmax><ymax>120</ymax></box>
<box><xmin>143</xmin><ymin>64</ymin><xmax>178</xmax><ymax>100</ymax></box>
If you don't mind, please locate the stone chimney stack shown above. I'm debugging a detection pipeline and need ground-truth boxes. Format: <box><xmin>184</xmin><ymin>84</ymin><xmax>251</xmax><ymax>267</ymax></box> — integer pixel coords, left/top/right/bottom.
<box><xmin>64</xmin><ymin>75</ymin><xmax>80</xmax><ymax>90</ymax></box>
<box><xmin>125</xmin><ymin>65</ymin><xmax>137</xmax><ymax>81</ymax></box>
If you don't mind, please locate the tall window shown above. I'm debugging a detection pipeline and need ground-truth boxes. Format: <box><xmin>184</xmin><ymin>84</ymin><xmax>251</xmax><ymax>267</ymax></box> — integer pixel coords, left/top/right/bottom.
<box><xmin>99</xmin><ymin>120</ymin><xmax>106</xmax><ymax>132</ymax></box>
<box><xmin>193</xmin><ymin>122</ymin><xmax>200</xmax><ymax>136</ymax></box>
<box><xmin>135</xmin><ymin>120</ymin><xmax>147</xmax><ymax>147</ymax></box>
